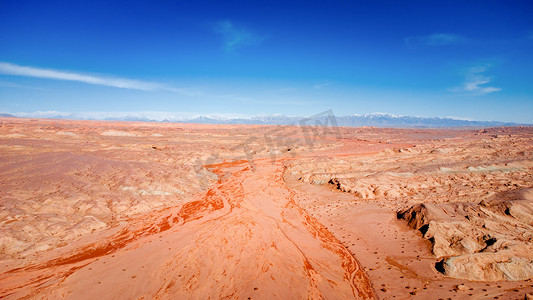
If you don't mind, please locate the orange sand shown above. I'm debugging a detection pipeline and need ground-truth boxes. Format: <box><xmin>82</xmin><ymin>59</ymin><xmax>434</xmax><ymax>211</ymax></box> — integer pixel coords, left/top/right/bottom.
<box><xmin>0</xmin><ymin>117</ymin><xmax>532</xmax><ymax>299</ymax></box>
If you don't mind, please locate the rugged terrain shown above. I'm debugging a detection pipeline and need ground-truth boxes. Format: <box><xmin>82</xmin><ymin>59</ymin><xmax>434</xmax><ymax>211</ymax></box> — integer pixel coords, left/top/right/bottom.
<box><xmin>0</xmin><ymin>117</ymin><xmax>532</xmax><ymax>299</ymax></box>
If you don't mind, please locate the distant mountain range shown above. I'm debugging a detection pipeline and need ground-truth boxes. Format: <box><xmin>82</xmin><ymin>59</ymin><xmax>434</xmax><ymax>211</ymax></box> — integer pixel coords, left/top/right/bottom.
<box><xmin>1</xmin><ymin>111</ymin><xmax>526</xmax><ymax>128</ymax></box>
<box><xmin>333</xmin><ymin>113</ymin><xmax>522</xmax><ymax>128</ymax></box>
<box><xmin>181</xmin><ymin>113</ymin><xmax>521</xmax><ymax>128</ymax></box>
<box><xmin>169</xmin><ymin>113</ymin><xmax>522</xmax><ymax>128</ymax></box>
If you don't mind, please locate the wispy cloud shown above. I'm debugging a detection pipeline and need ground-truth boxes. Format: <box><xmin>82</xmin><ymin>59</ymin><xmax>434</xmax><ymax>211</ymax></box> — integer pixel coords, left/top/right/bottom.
<box><xmin>313</xmin><ymin>82</ymin><xmax>331</xmax><ymax>89</ymax></box>
<box><xmin>0</xmin><ymin>61</ymin><xmax>201</xmax><ymax>96</ymax></box>
<box><xmin>214</xmin><ymin>20</ymin><xmax>264</xmax><ymax>52</ymax></box>
<box><xmin>10</xmin><ymin>110</ymin><xmax>256</xmax><ymax>122</ymax></box>
<box><xmin>0</xmin><ymin>62</ymin><xmax>161</xmax><ymax>90</ymax></box>
<box><xmin>451</xmin><ymin>65</ymin><xmax>501</xmax><ymax>95</ymax></box>
<box><xmin>0</xmin><ymin>79</ymin><xmax>44</xmax><ymax>90</ymax></box>
<box><xmin>404</xmin><ymin>33</ymin><xmax>466</xmax><ymax>46</ymax></box>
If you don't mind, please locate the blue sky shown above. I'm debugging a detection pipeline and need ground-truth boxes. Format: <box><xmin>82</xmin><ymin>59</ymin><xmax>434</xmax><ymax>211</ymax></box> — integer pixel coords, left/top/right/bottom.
<box><xmin>0</xmin><ymin>0</ymin><xmax>532</xmax><ymax>122</ymax></box>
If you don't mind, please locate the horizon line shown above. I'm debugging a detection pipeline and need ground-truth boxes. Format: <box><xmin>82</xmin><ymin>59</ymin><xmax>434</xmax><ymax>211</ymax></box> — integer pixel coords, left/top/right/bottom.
<box><xmin>0</xmin><ymin>110</ymin><xmax>528</xmax><ymax>125</ymax></box>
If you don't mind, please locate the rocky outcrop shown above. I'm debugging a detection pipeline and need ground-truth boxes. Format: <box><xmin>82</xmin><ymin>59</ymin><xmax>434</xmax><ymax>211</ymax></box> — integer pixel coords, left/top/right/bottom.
<box><xmin>290</xmin><ymin>133</ymin><xmax>533</xmax><ymax>206</ymax></box>
<box><xmin>398</xmin><ymin>188</ymin><xmax>533</xmax><ymax>281</ymax></box>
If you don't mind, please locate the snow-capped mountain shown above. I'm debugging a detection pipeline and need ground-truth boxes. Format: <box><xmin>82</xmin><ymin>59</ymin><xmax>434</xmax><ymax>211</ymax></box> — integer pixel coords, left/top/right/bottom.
<box><xmin>331</xmin><ymin>113</ymin><xmax>511</xmax><ymax>127</ymax></box>
<box><xmin>2</xmin><ymin>111</ymin><xmax>524</xmax><ymax>127</ymax></box>
<box><xmin>182</xmin><ymin>113</ymin><xmax>518</xmax><ymax>127</ymax></box>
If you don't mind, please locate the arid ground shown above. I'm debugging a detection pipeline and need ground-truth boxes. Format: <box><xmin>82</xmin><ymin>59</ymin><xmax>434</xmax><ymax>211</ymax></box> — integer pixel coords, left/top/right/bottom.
<box><xmin>1</xmin><ymin>117</ymin><xmax>532</xmax><ymax>299</ymax></box>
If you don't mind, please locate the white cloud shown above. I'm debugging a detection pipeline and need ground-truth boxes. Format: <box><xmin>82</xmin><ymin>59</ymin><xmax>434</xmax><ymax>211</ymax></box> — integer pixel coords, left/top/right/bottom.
<box><xmin>452</xmin><ymin>65</ymin><xmax>501</xmax><ymax>95</ymax></box>
<box><xmin>0</xmin><ymin>62</ymin><xmax>200</xmax><ymax>96</ymax></box>
<box><xmin>313</xmin><ymin>82</ymin><xmax>331</xmax><ymax>89</ymax></box>
<box><xmin>404</xmin><ymin>33</ymin><xmax>465</xmax><ymax>46</ymax></box>
<box><xmin>0</xmin><ymin>79</ymin><xmax>43</xmax><ymax>90</ymax></box>
<box><xmin>10</xmin><ymin>110</ymin><xmax>254</xmax><ymax>122</ymax></box>
<box><xmin>214</xmin><ymin>20</ymin><xmax>264</xmax><ymax>52</ymax></box>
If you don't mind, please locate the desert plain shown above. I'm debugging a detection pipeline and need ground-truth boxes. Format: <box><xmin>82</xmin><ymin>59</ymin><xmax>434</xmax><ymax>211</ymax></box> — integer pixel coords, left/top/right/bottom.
<box><xmin>0</xmin><ymin>117</ymin><xmax>532</xmax><ymax>299</ymax></box>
